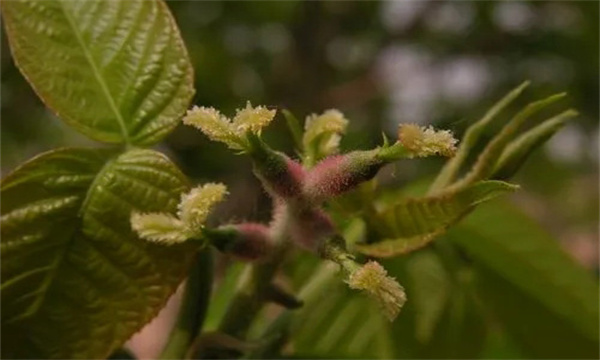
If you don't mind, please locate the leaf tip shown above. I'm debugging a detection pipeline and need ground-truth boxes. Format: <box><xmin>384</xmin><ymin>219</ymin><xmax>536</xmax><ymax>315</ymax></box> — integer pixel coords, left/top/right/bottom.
<box><xmin>563</xmin><ymin>108</ymin><xmax>579</xmax><ymax>118</ymax></box>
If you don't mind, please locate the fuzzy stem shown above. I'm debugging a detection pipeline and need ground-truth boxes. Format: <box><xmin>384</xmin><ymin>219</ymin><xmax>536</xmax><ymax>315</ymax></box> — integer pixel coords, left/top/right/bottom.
<box><xmin>215</xmin><ymin>204</ymin><xmax>292</xmax><ymax>343</ymax></box>
<box><xmin>246</xmin><ymin>133</ymin><xmax>304</xmax><ymax>198</ymax></box>
<box><xmin>319</xmin><ymin>236</ymin><xmax>360</xmax><ymax>275</ymax></box>
<box><xmin>247</xmin><ymin>263</ymin><xmax>339</xmax><ymax>358</ymax></box>
<box><xmin>217</xmin><ymin>252</ymin><xmax>286</xmax><ymax>339</ymax></box>
<box><xmin>376</xmin><ymin>141</ymin><xmax>411</xmax><ymax>162</ymax></box>
<box><xmin>160</xmin><ymin>249</ymin><xmax>213</xmax><ymax>359</ymax></box>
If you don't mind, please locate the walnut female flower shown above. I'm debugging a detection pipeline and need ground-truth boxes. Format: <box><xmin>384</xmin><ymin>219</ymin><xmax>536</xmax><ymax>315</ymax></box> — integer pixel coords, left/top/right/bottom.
<box><xmin>131</xmin><ymin>183</ymin><xmax>228</xmax><ymax>244</ymax></box>
<box><xmin>303</xmin><ymin>109</ymin><xmax>349</xmax><ymax>165</ymax></box>
<box><xmin>183</xmin><ymin>106</ymin><xmax>242</xmax><ymax>149</ymax></box>
<box><xmin>233</xmin><ymin>101</ymin><xmax>277</xmax><ymax>134</ymax></box>
<box><xmin>130</xmin><ymin>213</ymin><xmax>187</xmax><ymax>244</ymax></box>
<box><xmin>398</xmin><ymin>124</ymin><xmax>458</xmax><ymax>158</ymax></box>
<box><xmin>347</xmin><ymin>261</ymin><xmax>407</xmax><ymax>321</ymax></box>
<box><xmin>183</xmin><ymin>102</ymin><xmax>276</xmax><ymax>150</ymax></box>
<box><xmin>178</xmin><ymin>183</ymin><xmax>228</xmax><ymax>230</ymax></box>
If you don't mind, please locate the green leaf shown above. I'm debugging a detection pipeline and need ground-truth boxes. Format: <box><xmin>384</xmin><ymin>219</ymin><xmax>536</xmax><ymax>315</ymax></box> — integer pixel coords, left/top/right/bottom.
<box><xmin>492</xmin><ymin>109</ymin><xmax>577</xmax><ymax>180</ymax></box>
<box><xmin>1</xmin><ymin>0</ymin><xmax>194</xmax><ymax>145</ymax></box>
<box><xmin>1</xmin><ymin>148</ymin><xmax>197</xmax><ymax>359</ymax></box>
<box><xmin>452</xmin><ymin>92</ymin><xmax>567</xmax><ymax>187</ymax></box>
<box><xmin>202</xmin><ymin>262</ymin><xmax>246</xmax><ymax>332</ymax></box>
<box><xmin>289</xmin><ymin>264</ymin><xmax>394</xmax><ymax>359</ymax></box>
<box><xmin>405</xmin><ymin>247</ymin><xmax>488</xmax><ymax>359</ymax></box>
<box><xmin>356</xmin><ymin>181</ymin><xmax>518</xmax><ymax>257</ymax></box>
<box><xmin>430</xmin><ymin>81</ymin><xmax>530</xmax><ymax>192</ymax></box>
<box><xmin>446</xmin><ymin>201</ymin><xmax>600</xmax><ymax>353</ymax></box>
<box><xmin>402</xmin><ymin>251</ymin><xmax>450</xmax><ymax>345</ymax></box>
<box><xmin>282</xmin><ymin>109</ymin><xmax>304</xmax><ymax>151</ymax></box>
<box><xmin>475</xmin><ymin>263</ymin><xmax>598</xmax><ymax>358</ymax></box>
<box><xmin>417</xmin><ymin>277</ymin><xmax>488</xmax><ymax>359</ymax></box>
<box><xmin>381</xmin><ymin>247</ymin><xmax>489</xmax><ymax>359</ymax></box>
<box><xmin>381</xmin><ymin>250</ymin><xmax>488</xmax><ymax>359</ymax></box>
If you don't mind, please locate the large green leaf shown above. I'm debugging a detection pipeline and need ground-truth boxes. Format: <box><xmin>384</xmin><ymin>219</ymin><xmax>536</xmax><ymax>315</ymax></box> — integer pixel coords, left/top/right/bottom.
<box><xmin>400</xmin><ymin>251</ymin><xmax>450</xmax><ymax>346</ymax></box>
<box><xmin>446</xmin><ymin>201</ymin><xmax>600</xmax><ymax>356</ymax></box>
<box><xmin>416</xmin><ymin>281</ymin><xmax>488</xmax><ymax>359</ymax></box>
<box><xmin>1</xmin><ymin>148</ymin><xmax>197</xmax><ymax>359</ymax></box>
<box><xmin>1</xmin><ymin>0</ymin><xmax>194</xmax><ymax>145</ymax></box>
<box><xmin>382</xmin><ymin>250</ymin><xmax>488</xmax><ymax>359</ymax></box>
<box><xmin>288</xmin><ymin>264</ymin><xmax>395</xmax><ymax>359</ymax></box>
<box><xmin>475</xmin><ymin>263</ymin><xmax>599</xmax><ymax>358</ymax></box>
<box><xmin>356</xmin><ymin>181</ymin><xmax>518</xmax><ymax>257</ymax></box>
<box><xmin>284</xmin><ymin>252</ymin><xmax>485</xmax><ymax>359</ymax></box>
<box><xmin>407</xmin><ymin>253</ymin><xmax>487</xmax><ymax>359</ymax></box>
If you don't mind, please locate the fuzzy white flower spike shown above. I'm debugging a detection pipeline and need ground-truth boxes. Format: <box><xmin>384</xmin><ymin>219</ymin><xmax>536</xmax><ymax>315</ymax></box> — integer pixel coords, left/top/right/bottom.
<box><xmin>398</xmin><ymin>124</ymin><xmax>458</xmax><ymax>158</ymax></box>
<box><xmin>347</xmin><ymin>261</ymin><xmax>407</xmax><ymax>321</ymax></box>
<box><xmin>131</xmin><ymin>183</ymin><xmax>228</xmax><ymax>245</ymax></box>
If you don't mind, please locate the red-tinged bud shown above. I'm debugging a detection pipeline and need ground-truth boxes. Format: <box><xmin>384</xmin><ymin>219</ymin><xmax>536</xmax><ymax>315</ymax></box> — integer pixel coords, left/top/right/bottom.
<box><xmin>204</xmin><ymin>223</ymin><xmax>272</xmax><ymax>261</ymax></box>
<box><xmin>288</xmin><ymin>207</ymin><xmax>336</xmax><ymax>251</ymax></box>
<box><xmin>304</xmin><ymin>150</ymin><xmax>383</xmax><ymax>203</ymax></box>
<box><xmin>229</xmin><ymin>223</ymin><xmax>273</xmax><ymax>261</ymax></box>
<box><xmin>247</xmin><ymin>133</ymin><xmax>305</xmax><ymax>198</ymax></box>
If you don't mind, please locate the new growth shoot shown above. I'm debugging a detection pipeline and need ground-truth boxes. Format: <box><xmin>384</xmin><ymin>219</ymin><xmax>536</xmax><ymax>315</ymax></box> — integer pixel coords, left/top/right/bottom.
<box><xmin>133</xmin><ymin>102</ymin><xmax>458</xmax><ymax>322</ymax></box>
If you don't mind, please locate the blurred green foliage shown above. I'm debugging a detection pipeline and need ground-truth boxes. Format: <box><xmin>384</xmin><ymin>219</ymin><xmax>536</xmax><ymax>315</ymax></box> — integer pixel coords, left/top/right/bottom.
<box><xmin>3</xmin><ymin>0</ymin><xmax>597</xmax><ymax>227</ymax></box>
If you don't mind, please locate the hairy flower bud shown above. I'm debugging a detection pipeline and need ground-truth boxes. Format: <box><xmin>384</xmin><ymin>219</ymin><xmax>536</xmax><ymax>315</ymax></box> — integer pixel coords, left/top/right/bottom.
<box><xmin>178</xmin><ymin>183</ymin><xmax>228</xmax><ymax>231</ymax></box>
<box><xmin>288</xmin><ymin>207</ymin><xmax>336</xmax><ymax>251</ymax></box>
<box><xmin>347</xmin><ymin>261</ymin><xmax>407</xmax><ymax>321</ymax></box>
<box><xmin>183</xmin><ymin>102</ymin><xmax>276</xmax><ymax>151</ymax></box>
<box><xmin>247</xmin><ymin>133</ymin><xmax>305</xmax><ymax>198</ymax></box>
<box><xmin>303</xmin><ymin>109</ymin><xmax>349</xmax><ymax>164</ymax></box>
<box><xmin>183</xmin><ymin>106</ymin><xmax>243</xmax><ymax>149</ymax></box>
<box><xmin>398</xmin><ymin>124</ymin><xmax>458</xmax><ymax>157</ymax></box>
<box><xmin>304</xmin><ymin>150</ymin><xmax>383</xmax><ymax>203</ymax></box>
<box><xmin>304</xmin><ymin>110</ymin><xmax>348</xmax><ymax>140</ymax></box>
<box><xmin>233</xmin><ymin>101</ymin><xmax>276</xmax><ymax>134</ymax></box>
<box><xmin>130</xmin><ymin>212</ymin><xmax>188</xmax><ymax>244</ymax></box>
<box><xmin>204</xmin><ymin>223</ymin><xmax>273</xmax><ymax>261</ymax></box>
<box><xmin>131</xmin><ymin>183</ymin><xmax>228</xmax><ymax>245</ymax></box>
<box><xmin>320</xmin><ymin>238</ymin><xmax>406</xmax><ymax>321</ymax></box>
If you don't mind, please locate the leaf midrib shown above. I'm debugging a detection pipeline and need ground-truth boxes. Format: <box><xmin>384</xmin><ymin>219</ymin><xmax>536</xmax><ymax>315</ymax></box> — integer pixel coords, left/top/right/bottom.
<box><xmin>58</xmin><ymin>0</ymin><xmax>131</xmax><ymax>144</ymax></box>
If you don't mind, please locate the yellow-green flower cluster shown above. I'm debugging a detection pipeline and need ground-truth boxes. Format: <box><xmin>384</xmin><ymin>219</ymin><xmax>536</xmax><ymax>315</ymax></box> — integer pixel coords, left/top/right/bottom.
<box><xmin>183</xmin><ymin>102</ymin><xmax>276</xmax><ymax>150</ymax></box>
<box><xmin>131</xmin><ymin>183</ymin><xmax>228</xmax><ymax>245</ymax></box>
<box><xmin>398</xmin><ymin>124</ymin><xmax>458</xmax><ymax>158</ymax></box>
<box><xmin>130</xmin><ymin>213</ymin><xmax>187</xmax><ymax>244</ymax></box>
<box><xmin>303</xmin><ymin>109</ymin><xmax>349</xmax><ymax>163</ymax></box>
<box><xmin>178</xmin><ymin>183</ymin><xmax>228</xmax><ymax>230</ymax></box>
<box><xmin>347</xmin><ymin>260</ymin><xmax>407</xmax><ymax>321</ymax></box>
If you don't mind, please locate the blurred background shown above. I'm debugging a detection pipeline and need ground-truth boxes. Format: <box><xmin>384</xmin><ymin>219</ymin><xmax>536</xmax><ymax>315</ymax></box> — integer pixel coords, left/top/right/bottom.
<box><xmin>2</xmin><ymin>0</ymin><xmax>597</xmax><ymax>269</ymax></box>
<box><xmin>1</xmin><ymin>1</ymin><xmax>598</xmax><ymax>358</ymax></box>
